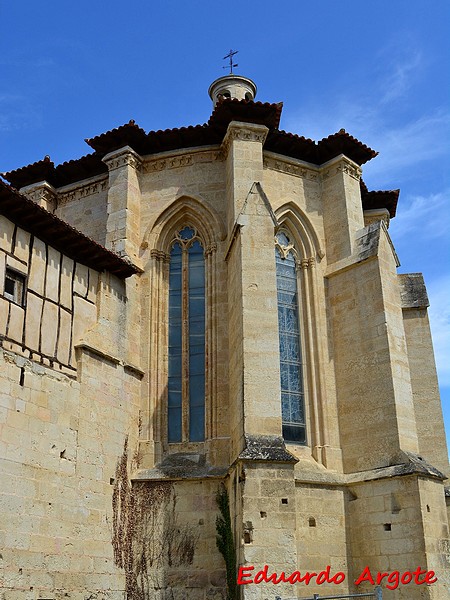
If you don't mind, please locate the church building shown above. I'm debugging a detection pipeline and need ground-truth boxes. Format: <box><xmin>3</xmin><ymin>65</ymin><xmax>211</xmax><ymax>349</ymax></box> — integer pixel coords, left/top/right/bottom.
<box><xmin>0</xmin><ymin>73</ymin><xmax>449</xmax><ymax>600</ymax></box>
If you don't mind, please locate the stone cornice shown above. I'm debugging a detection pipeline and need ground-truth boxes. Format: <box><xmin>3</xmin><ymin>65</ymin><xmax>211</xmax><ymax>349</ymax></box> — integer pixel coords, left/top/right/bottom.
<box><xmin>57</xmin><ymin>175</ymin><xmax>108</xmax><ymax>205</ymax></box>
<box><xmin>320</xmin><ymin>154</ymin><xmax>362</xmax><ymax>181</ymax></box>
<box><xmin>143</xmin><ymin>147</ymin><xmax>223</xmax><ymax>173</ymax></box>
<box><xmin>221</xmin><ymin>121</ymin><xmax>269</xmax><ymax>158</ymax></box>
<box><xmin>20</xmin><ymin>180</ymin><xmax>58</xmax><ymax>211</ymax></box>
<box><xmin>263</xmin><ymin>152</ymin><xmax>320</xmax><ymax>181</ymax></box>
<box><xmin>102</xmin><ymin>145</ymin><xmax>143</xmax><ymax>172</ymax></box>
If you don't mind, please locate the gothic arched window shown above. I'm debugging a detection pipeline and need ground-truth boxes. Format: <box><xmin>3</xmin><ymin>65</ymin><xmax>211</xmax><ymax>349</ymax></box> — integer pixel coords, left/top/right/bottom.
<box><xmin>168</xmin><ymin>226</ymin><xmax>205</xmax><ymax>443</ymax></box>
<box><xmin>275</xmin><ymin>231</ymin><xmax>306</xmax><ymax>444</ymax></box>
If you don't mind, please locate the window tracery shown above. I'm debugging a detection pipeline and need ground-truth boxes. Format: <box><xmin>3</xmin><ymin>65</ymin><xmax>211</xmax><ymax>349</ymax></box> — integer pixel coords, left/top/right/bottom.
<box><xmin>168</xmin><ymin>226</ymin><xmax>205</xmax><ymax>443</ymax></box>
<box><xmin>275</xmin><ymin>231</ymin><xmax>306</xmax><ymax>443</ymax></box>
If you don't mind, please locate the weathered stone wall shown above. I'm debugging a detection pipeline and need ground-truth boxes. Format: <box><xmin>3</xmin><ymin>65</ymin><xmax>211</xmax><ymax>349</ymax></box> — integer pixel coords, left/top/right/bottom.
<box><xmin>55</xmin><ymin>176</ymin><xmax>109</xmax><ymax>247</ymax></box>
<box><xmin>295</xmin><ymin>483</ymin><xmax>349</xmax><ymax>596</ymax></box>
<box><xmin>346</xmin><ymin>475</ymin><xmax>449</xmax><ymax>600</ymax></box>
<box><xmin>327</xmin><ymin>224</ymin><xmax>419</xmax><ymax>472</ymax></box>
<box><xmin>0</xmin><ymin>214</ymin><xmax>142</xmax><ymax>598</ymax></box>
<box><xmin>236</xmin><ymin>462</ymin><xmax>299</xmax><ymax>600</ymax></box>
<box><xmin>400</xmin><ymin>273</ymin><xmax>449</xmax><ymax>476</ymax></box>
<box><xmin>0</xmin><ymin>344</ymin><xmax>142</xmax><ymax>599</ymax></box>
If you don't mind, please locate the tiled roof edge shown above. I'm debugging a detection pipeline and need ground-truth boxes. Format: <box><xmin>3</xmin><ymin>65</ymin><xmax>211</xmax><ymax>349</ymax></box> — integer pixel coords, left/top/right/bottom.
<box><xmin>0</xmin><ymin>180</ymin><xmax>139</xmax><ymax>279</ymax></box>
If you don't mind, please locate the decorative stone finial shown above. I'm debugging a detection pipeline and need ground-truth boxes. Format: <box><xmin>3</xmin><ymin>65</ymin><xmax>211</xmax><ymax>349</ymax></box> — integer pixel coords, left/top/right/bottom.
<box><xmin>208</xmin><ymin>74</ymin><xmax>257</xmax><ymax>106</ymax></box>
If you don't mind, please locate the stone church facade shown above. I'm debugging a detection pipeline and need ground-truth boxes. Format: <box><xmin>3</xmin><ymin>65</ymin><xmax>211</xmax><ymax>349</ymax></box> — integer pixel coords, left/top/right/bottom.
<box><xmin>0</xmin><ymin>75</ymin><xmax>449</xmax><ymax>600</ymax></box>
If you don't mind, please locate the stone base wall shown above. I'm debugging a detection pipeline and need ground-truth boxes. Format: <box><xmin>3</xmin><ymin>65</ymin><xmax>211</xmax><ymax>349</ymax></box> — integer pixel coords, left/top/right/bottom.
<box><xmin>115</xmin><ymin>478</ymin><xmax>226</xmax><ymax>600</ymax></box>
<box><xmin>346</xmin><ymin>475</ymin><xmax>449</xmax><ymax>600</ymax></box>
<box><xmin>0</xmin><ymin>348</ymin><xmax>141</xmax><ymax>600</ymax></box>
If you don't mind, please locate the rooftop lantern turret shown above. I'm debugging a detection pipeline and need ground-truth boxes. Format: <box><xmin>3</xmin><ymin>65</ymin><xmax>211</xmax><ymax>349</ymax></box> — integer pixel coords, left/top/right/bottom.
<box><xmin>208</xmin><ymin>74</ymin><xmax>257</xmax><ymax>106</ymax></box>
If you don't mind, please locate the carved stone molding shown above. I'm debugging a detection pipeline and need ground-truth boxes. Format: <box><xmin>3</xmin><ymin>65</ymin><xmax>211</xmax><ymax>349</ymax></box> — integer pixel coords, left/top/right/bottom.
<box><xmin>58</xmin><ymin>177</ymin><xmax>108</xmax><ymax>205</ymax></box>
<box><xmin>221</xmin><ymin>121</ymin><xmax>269</xmax><ymax>157</ymax></box>
<box><xmin>205</xmin><ymin>242</ymin><xmax>217</xmax><ymax>256</ymax></box>
<box><xmin>102</xmin><ymin>146</ymin><xmax>143</xmax><ymax>172</ymax></box>
<box><xmin>300</xmin><ymin>258</ymin><xmax>310</xmax><ymax>270</ymax></box>
<box><xmin>337</xmin><ymin>160</ymin><xmax>362</xmax><ymax>180</ymax></box>
<box><xmin>144</xmin><ymin>155</ymin><xmax>192</xmax><ymax>173</ymax></box>
<box><xmin>150</xmin><ymin>249</ymin><xmax>170</xmax><ymax>263</ymax></box>
<box><xmin>20</xmin><ymin>181</ymin><xmax>58</xmax><ymax>212</ymax></box>
<box><xmin>296</xmin><ymin>256</ymin><xmax>316</xmax><ymax>271</ymax></box>
<box><xmin>264</xmin><ymin>155</ymin><xmax>319</xmax><ymax>181</ymax></box>
<box><xmin>143</xmin><ymin>149</ymin><xmax>223</xmax><ymax>174</ymax></box>
<box><xmin>321</xmin><ymin>156</ymin><xmax>362</xmax><ymax>181</ymax></box>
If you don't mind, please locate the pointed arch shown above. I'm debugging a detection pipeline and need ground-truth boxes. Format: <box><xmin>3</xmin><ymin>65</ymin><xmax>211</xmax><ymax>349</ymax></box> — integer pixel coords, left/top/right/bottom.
<box><xmin>273</xmin><ymin>203</ymin><xmax>328</xmax><ymax>463</ymax></box>
<box><xmin>275</xmin><ymin>202</ymin><xmax>324</xmax><ymax>260</ymax></box>
<box><xmin>146</xmin><ymin>194</ymin><xmax>226</xmax><ymax>255</ymax></box>
<box><xmin>145</xmin><ymin>194</ymin><xmax>223</xmax><ymax>460</ymax></box>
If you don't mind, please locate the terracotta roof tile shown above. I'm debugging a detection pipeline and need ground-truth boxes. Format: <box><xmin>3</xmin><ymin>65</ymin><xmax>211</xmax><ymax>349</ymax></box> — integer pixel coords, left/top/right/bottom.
<box><xmin>317</xmin><ymin>129</ymin><xmax>378</xmax><ymax>165</ymax></box>
<box><xmin>360</xmin><ymin>179</ymin><xmax>399</xmax><ymax>218</ymax></box>
<box><xmin>3</xmin><ymin>152</ymin><xmax>107</xmax><ymax>190</ymax></box>
<box><xmin>3</xmin><ymin>102</ymin><xmax>379</xmax><ymax>189</ymax></box>
<box><xmin>0</xmin><ymin>180</ymin><xmax>138</xmax><ymax>278</ymax></box>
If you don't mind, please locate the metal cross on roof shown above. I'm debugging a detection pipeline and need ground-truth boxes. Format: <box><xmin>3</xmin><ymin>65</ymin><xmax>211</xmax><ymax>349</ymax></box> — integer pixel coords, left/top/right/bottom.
<box><xmin>223</xmin><ymin>49</ymin><xmax>238</xmax><ymax>74</ymax></box>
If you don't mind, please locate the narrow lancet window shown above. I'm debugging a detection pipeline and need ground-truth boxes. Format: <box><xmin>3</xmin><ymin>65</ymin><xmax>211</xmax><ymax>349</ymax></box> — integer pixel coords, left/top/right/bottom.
<box><xmin>275</xmin><ymin>232</ymin><xmax>306</xmax><ymax>443</ymax></box>
<box><xmin>168</xmin><ymin>227</ymin><xmax>205</xmax><ymax>442</ymax></box>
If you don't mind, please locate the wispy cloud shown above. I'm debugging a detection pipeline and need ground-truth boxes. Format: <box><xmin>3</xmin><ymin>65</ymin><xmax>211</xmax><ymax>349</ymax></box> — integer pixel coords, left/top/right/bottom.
<box><xmin>389</xmin><ymin>189</ymin><xmax>449</xmax><ymax>241</ymax></box>
<box><xmin>378</xmin><ymin>48</ymin><xmax>423</xmax><ymax>105</ymax></box>
<box><xmin>284</xmin><ymin>42</ymin><xmax>449</xmax><ymax>189</ymax></box>
<box><xmin>363</xmin><ymin>111</ymin><xmax>450</xmax><ymax>186</ymax></box>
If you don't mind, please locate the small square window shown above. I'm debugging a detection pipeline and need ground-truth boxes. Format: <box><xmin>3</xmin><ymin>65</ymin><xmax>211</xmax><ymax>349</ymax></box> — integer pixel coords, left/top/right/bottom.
<box><xmin>4</xmin><ymin>268</ymin><xmax>26</xmax><ymax>306</ymax></box>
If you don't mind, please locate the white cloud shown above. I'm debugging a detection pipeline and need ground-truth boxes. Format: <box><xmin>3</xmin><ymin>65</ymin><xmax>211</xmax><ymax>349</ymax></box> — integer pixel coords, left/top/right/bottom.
<box><xmin>378</xmin><ymin>48</ymin><xmax>423</xmax><ymax>105</ymax></box>
<box><xmin>284</xmin><ymin>43</ymin><xmax>449</xmax><ymax>189</ymax></box>
<box><xmin>427</xmin><ymin>276</ymin><xmax>450</xmax><ymax>388</ymax></box>
<box><xmin>362</xmin><ymin>111</ymin><xmax>450</xmax><ymax>186</ymax></box>
<box><xmin>389</xmin><ymin>189</ymin><xmax>450</xmax><ymax>241</ymax></box>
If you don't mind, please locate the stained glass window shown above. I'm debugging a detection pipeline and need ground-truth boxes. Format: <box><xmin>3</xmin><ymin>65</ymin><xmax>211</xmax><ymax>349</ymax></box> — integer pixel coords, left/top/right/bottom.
<box><xmin>168</xmin><ymin>228</ymin><xmax>205</xmax><ymax>442</ymax></box>
<box><xmin>275</xmin><ymin>232</ymin><xmax>306</xmax><ymax>443</ymax></box>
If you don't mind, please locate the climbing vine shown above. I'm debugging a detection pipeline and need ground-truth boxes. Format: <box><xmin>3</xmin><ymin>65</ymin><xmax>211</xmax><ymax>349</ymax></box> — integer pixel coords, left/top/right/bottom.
<box><xmin>112</xmin><ymin>437</ymin><xmax>199</xmax><ymax>599</ymax></box>
<box><xmin>216</xmin><ymin>484</ymin><xmax>237</xmax><ymax>600</ymax></box>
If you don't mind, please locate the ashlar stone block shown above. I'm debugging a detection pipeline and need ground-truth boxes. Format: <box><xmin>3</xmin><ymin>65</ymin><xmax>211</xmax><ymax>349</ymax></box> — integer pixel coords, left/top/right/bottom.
<box><xmin>40</xmin><ymin>301</ymin><xmax>59</xmax><ymax>357</ymax></box>
<box><xmin>24</xmin><ymin>292</ymin><xmax>43</xmax><ymax>352</ymax></box>
<box><xmin>7</xmin><ymin>302</ymin><xmax>24</xmax><ymax>343</ymax></box>
<box><xmin>0</xmin><ymin>298</ymin><xmax>10</xmax><ymax>335</ymax></box>
<box><xmin>28</xmin><ymin>237</ymin><xmax>46</xmax><ymax>295</ymax></box>
<box><xmin>13</xmin><ymin>228</ymin><xmax>31</xmax><ymax>264</ymax></box>
<box><xmin>60</xmin><ymin>255</ymin><xmax>74</xmax><ymax>309</ymax></box>
<box><xmin>0</xmin><ymin>215</ymin><xmax>15</xmax><ymax>253</ymax></box>
<box><xmin>57</xmin><ymin>308</ymin><xmax>72</xmax><ymax>366</ymax></box>
<box><xmin>45</xmin><ymin>246</ymin><xmax>61</xmax><ymax>302</ymax></box>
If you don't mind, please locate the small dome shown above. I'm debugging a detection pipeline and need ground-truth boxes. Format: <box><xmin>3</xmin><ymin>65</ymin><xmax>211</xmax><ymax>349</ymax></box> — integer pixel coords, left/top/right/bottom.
<box><xmin>208</xmin><ymin>75</ymin><xmax>257</xmax><ymax>106</ymax></box>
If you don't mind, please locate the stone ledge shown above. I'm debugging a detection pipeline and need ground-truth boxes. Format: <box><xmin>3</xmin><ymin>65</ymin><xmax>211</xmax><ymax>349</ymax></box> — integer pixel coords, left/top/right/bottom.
<box><xmin>239</xmin><ymin>434</ymin><xmax>298</xmax><ymax>464</ymax></box>
<box><xmin>75</xmin><ymin>342</ymin><xmax>144</xmax><ymax>377</ymax></box>
<box><xmin>133</xmin><ymin>452</ymin><xmax>227</xmax><ymax>481</ymax></box>
<box><xmin>398</xmin><ymin>273</ymin><xmax>429</xmax><ymax>309</ymax></box>
<box><xmin>346</xmin><ymin>451</ymin><xmax>447</xmax><ymax>484</ymax></box>
<box><xmin>325</xmin><ymin>220</ymin><xmax>399</xmax><ymax>278</ymax></box>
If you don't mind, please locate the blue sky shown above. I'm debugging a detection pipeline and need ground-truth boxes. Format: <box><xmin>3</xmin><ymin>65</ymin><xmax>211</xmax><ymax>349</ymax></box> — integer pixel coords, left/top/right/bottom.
<box><xmin>1</xmin><ymin>1</ymin><xmax>449</xmax><ymax>454</ymax></box>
